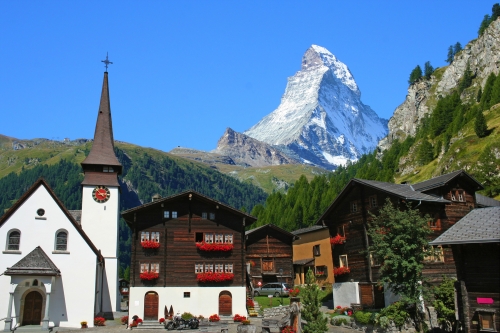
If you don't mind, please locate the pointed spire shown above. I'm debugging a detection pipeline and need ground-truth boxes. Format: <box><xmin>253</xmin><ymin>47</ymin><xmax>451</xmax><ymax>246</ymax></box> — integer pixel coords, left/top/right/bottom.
<box><xmin>81</xmin><ymin>72</ymin><xmax>122</xmax><ymax>177</ymax></box>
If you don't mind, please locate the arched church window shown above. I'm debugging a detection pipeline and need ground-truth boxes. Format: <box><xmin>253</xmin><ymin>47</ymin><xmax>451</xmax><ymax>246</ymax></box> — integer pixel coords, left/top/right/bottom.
<box><xmin>33</xmin><ymin>279</ymin><xmax>38</xmax><ymax>286</ymax></box>
<box><xmin>7</xmin><ymin>230</ymin><xmax>20</xmax><ymax>250</ymax></box>
<box><xmin>55</xmin><ymin>230</ymin><xmax>68</xmax><ymax>251</ymax></box>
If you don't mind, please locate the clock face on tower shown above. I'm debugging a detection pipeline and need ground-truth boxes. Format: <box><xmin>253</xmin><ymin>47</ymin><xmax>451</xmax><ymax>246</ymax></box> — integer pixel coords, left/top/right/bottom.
<box><xmin>92</xmin><ymin>186</ymin><xmax>110</xmax><ymax>203</ymax></box>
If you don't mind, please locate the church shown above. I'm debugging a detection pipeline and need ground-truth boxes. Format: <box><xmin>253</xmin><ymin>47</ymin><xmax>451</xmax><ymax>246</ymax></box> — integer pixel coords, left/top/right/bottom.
<box><xmin>0</xmin><ymin>68</ymin><xmax>121</xmax><ymax>330</ymax></box>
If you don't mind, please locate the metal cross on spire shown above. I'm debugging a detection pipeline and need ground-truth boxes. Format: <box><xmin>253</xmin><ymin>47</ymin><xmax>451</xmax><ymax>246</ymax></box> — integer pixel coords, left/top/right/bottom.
<box><xmin>101</xmin><ymin>52</ymin><xmax>113</xmax><ymax>71</ymax></box>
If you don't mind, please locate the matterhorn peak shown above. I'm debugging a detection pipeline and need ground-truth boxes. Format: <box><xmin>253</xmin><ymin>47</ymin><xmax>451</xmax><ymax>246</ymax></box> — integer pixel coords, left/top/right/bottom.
<box><xmin>241</xmin><ymin>45</ymin><xmax>387</xmax><ymax>170</ymax></box>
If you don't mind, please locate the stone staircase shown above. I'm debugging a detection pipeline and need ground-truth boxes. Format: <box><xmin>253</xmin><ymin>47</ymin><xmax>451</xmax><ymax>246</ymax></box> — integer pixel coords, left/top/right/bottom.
<box><xmin>133</xmin><ymin>319</ymin><xmax>165</xmax><ymax>330</ymax></box>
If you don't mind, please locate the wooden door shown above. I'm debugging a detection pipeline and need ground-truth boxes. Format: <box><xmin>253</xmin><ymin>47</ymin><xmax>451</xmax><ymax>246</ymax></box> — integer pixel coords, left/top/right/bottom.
<box><xmin>144</xmin><ymin>292</ymin><xmax>159</xmax><ymax>320</ymax></box>
<box><xmin>23</xmin><ymin>291</ymin><xmax>43</xmax><ymax>325</ymax></box>
<box><xmin>218</xmin><ymin>291</ymin><xmax>232</xmax><ymax>316</ymax></box>
<box><xmin>359</xmin><ymin>284</ymin><xmax>374</xmax><ymax>307</ymax></box>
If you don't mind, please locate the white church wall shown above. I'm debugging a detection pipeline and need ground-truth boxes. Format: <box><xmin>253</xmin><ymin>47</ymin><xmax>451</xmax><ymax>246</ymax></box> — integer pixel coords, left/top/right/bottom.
<box><xmin>128</xmin><ymin>286</ymin><xmax>247</xmax><ymax>319</ymax></box>
<box><xmin>0</xmin><ymin>185</ymin><xmax>98</xmax><ymax>329</ymax></box>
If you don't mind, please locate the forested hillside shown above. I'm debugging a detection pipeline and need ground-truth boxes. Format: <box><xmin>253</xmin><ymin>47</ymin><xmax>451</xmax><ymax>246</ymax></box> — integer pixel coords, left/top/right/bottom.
<box><xmin>0</xmin><ymin>143</ymin><xmax>268</xmax><ymax>273</ymax></box>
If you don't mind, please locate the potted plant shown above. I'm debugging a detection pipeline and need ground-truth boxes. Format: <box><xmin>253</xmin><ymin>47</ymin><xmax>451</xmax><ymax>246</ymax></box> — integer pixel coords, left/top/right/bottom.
<box><xmin>80</xmin><ymin>321</ymin><xmax>88</xmax><ymax>328</ymax></box>
<box><xmin>209</xmin><ymin>314</ymin><xmax>220</xmax><ymax>322</ymax></box>
<box><xmin>120</xmin><ymin>315</ymin><xmax>128</xmax><ymax>325</ymax></box>
<box><xmin>141</xmin><ymin>240</ymin><xmax>160</xmax><ymax>249</ymax></box>
<box><xmin>94</xmin><ymin>317</ymin><xmax>106</xmax><ymax>326</ymax></box>
<box><xmin>333</xmin><ymin>266</ymin><xmax>350</xmax><ymax>276</ymax></box>
<box><xmin>140</xmin><ymin>271</ymin><xmax>159</xmax><ymax>280</ymax></box>
<box><xmin>330</xmin><ymin>234</ymin><xmax>346</xmax><ymax>245</ymax></box>
<box><xmin>196</xmin><ymin>272</ymin><xmax>234</xmax><ymax>283</ymax></box>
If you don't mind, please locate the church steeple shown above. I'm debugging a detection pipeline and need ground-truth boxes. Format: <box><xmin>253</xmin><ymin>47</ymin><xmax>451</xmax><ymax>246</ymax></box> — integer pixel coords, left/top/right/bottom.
<box><xmin>81</xmin><ymin>71</ymin><xmax>122</xmax><ymax>186</ymax></box>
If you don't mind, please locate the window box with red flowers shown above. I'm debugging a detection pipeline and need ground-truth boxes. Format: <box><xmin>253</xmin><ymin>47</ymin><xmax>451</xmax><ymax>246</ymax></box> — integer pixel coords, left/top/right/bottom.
<box><xmin>233</xmin><ymin>314</ymin><xmax>247</xmax><ymax>322</ymax></box>
<box><xmin>209</xmin><ymin>314</ymin><xmax>220</xmax><ymax>322</ymax></box>
<box><xmin>333</xmin><ymin>266</ymin><xmax>350</xmax><ymax>276</ymax></box>
<box><xmin>141</xmin><ymin>240</ymin><xmax>160</xmax><ymax>249</ymax></box>
<box><xmin>196</xmin><ymin>242</ymin><xmax>234</xmax><ymax>252</ymax></box>
<box><xmin>196</xmin><ymin>272</ymin><xmax>234</xmax><ymax>283</ymax></box>
<box><xmin>140</xmin><ymin>272</ymin><xmax>159</xmax><ymax>280</ymax></box>
<box><xmin>330</xmin><ymin>234</ymin><xmax>346</xmax><ymax>245</ymax></box>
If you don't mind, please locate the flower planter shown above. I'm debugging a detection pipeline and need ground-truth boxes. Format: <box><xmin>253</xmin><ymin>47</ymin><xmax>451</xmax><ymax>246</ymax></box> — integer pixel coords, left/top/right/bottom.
<box><xmin>141</xmin><ymin>240</ymin><xmax>160</xmax><ymax>249</ymax></box>
<box><xmin>140</xmin><ymin>272</ymin><xmax>159</xmax><ymax>280</ymax></box>
<box><xmin>197</xmin><ymin>272</ymin><xmax>234</xmax><ymax>283</ymax></box>
<box><xmin>333</xmin><ymin>266</ymin><xmax>350</xmax><ymax>276</ymax></box>
<box><xmin>330</xmin><ymin>234</ymin><xmax>346</xmax><ymax>245</ymax></box>
<box><xmin>196</xmin><ymin>242</ymin><xmax>233</xmax><ymax>252</ymax></box>
<box><xmin>290</xmin><ymin>296</ymin><xmax>301</xmax><ymax>304</ymax></box>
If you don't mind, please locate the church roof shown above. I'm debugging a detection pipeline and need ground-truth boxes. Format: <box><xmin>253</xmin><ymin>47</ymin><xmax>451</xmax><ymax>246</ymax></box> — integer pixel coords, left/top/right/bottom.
<box><xmin>0</xmin><ymin>178</ymin><xmax>103</xmax><ymax>262</ymax></box>
<box><xmin>81</xmin><ymin>72</ymin><xmax>122</xmax><ymax>173</ymax></box>
<box><xmin>4</xmin><ymin>246</ymin><xmax>61</xmax><ymax>276</ymax></box>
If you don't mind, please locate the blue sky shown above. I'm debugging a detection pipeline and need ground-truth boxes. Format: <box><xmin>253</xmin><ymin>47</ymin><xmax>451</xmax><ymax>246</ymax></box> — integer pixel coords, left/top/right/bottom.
<box><xmin>0</xmin><ymin>1</ymin><xmax>495</xmax><ymax>152</ymax></box>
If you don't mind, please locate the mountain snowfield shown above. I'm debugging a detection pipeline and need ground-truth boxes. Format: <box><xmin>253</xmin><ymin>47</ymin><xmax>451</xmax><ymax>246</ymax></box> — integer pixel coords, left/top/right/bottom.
<box><xmin>244</xmin><ymin>45</ymin><xmax>388</xmax><ymax>169</ymax></box>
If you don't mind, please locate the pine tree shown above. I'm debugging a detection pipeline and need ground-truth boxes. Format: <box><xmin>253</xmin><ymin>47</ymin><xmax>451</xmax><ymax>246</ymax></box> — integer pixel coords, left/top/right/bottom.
<box><xmin>478</xmin><ymin>14</ymin><xmax>491</xmax><ymax>36</ymax></box>
<box><xmin>417</xmin><ymin>140</ymin><xmax>434</xmax><ymax>165</ymax></box>
<box><xmin>492</xmin><ymin>3</ymin><xmax>500</xmax><ymax>22</ymax></box>
<box><xmin>474</xmin><ymin>110</ymin><xmax>488</xmax><ymax>138</ymax></box>
<box><xmin>490</xmin><ymin>72</ymin><xmax>500</xmax><ymax>106</ymax></box>
<box><xmin>408</xmin><ymin>65</ymin><xmax>423</xmax><ymax>85</ymax></box>
<box><xmin>458</xmin><ymin>61</ymin><xmax>473</xmax><ymax>93</ymax></box>
<box><xmin>477</xmin><ymin>87</ymin><xmax>482</xmax><ymax>102</ymax></box>
<box><xmin>301</xmin><ymin>269</ymin><xmax>328</xmax><ymax>333</ymax></box>
<box><xmin>480</xmin><ymin>73</ymin><xmax>497</xmax><ymax>109</ymax></box>
<box><xmin>454</xmin><ymin>42</ymin><xmax>462</xmax><ymax>56</ymax></box>
<box><xmin>424</xmin><ymin>61</ymin><xmax>434</xmax><ymax>79</ymax></box>
<box><xmin>446</xmin><ymin>46</ymin><xmax>454</xmax><ymax>64</ymax></box>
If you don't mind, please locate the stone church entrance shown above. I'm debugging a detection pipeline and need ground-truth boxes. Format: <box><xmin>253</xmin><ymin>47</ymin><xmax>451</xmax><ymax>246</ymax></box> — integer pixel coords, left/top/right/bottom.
<box><xmin>22</xmin><ymin>291</ymin><xmax>43</xmax><ymax>325</ymax></box>
<box><xmin>144</xmin><ymin>292</ymin><xmax>159</xmax><ymax>320</ymax></box>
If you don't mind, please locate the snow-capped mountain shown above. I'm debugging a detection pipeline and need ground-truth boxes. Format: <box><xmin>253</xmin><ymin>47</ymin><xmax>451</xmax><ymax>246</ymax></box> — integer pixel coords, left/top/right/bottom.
<box><xmin>243</xmin><ymin>45</ymin><xmax>388</xmax><ymax>169</ymax></box>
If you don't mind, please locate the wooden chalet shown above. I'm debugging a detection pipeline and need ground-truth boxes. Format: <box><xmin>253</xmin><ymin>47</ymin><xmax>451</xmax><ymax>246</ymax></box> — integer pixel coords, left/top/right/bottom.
<box><xmin>245</xmin><ymin>224</ymin><xmax>298</xmax><ymax>289</ymax></box>
<box><xmin>430</xmin><ymin>207</ymin><xmax>500</xmax><ymax>333</ymax></box>
<box><xmin>121</xmin><ymin>191</ymin><xmax>257</xmax><ymax>319</ymax></box>
<box><xmin>316</xmin><ymin>170</ymin><xmax>488</xmax><ymax>308</ymax></box>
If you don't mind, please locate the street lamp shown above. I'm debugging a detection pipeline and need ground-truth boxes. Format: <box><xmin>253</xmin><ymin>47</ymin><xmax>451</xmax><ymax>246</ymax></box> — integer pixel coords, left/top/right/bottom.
<box><xmin>279</xmin><ymin>268</ymin><xmax>284</xmax><ymax>305</ymax></box>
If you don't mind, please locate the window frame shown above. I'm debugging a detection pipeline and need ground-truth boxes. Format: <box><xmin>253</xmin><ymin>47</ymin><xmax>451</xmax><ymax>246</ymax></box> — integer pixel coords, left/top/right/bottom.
<box><xmin>262</xmin><ymin>259</ymin><xmax>273</xmax><ymax>271</ymax></box>
<box><xmin>225</xmin><ymin>263</ymin><xmax>233</xmax><ymax>273</ymax></box>
<box><xmin>195</xmin><ymin>263</ymin><xmax>203</xmax><ymax>273</ymax></box>
<box><xmin>6</xmin><ymin>229</ymin><xmax>21</xmax><ymax>252</ymax></box>
<box><xmin>350</xmin><ymin>201</ymin><xmax>358</xmax><ymax>213</ymax></box>
<box><xmin>478</xmin><ymin>310</ymin><xmax>496</xmax><ymax>332</ymax></box>
<box><xmin>313</xmin><ymin>244</ymin><xmax>321</xmax><ymax>256</ymax></box>
<box><xmin>424</xmin><ymin>245</ymin><xmax>445</xmax><ymax>263</ymax></box>
<box><xmin>369</xmin><ymin>195</ymin><xmax>378</xmax><ymax>208</ymax></box>
<box><xmin>163</xmin><ymin>210</ymin><xmax>170</xmax><ymax>219</ymax></box>
<box><xmin>370</xmin><ymin>251</ymin><xmax>380</xmax><ymax>267</ymax></box>
<box><xmin>172</xmin><ymin>211</ymin><xmax>178</xmax><ymax>218</ymax></box>
<box><xmin>339</xmin><ymin>254</ymin><xmax>348</xmax><ymax>268</ymax></box>
<box><xmin>54</xmin><ymin>229</ymin><xmax>68</xmax><ymax>252</ymax></box>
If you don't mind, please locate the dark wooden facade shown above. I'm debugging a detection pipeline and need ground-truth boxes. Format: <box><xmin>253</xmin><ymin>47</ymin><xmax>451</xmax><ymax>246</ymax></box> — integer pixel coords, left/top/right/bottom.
<box><xmin>453</xmin><ymin>243</ymin><xmax>500</xmax><ymax>333</ymax></box>
<box><xmin>245</xmin><ymin>224</ymin><xmax>297</xmax><ymax>287</ymax></box>
<box><xmin>121</xmin><ymin>191</ymin><xmax>257</xmax><ymax>288</ymax></box>
<box><xmin>317</xmin><ymin>171</ymin><xmax>485</xmax><ymax>308</ymax></box>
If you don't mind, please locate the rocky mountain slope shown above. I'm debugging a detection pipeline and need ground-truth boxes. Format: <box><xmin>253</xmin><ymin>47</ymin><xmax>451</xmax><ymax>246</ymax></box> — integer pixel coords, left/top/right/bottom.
<box><xmin>242</xmin><ymin>45</ymin><xmax>388</xmax><ymax>170</ymax></box>
<box><xmin>379</xmin><ymin>18</ymin><xmax>500</xmax><ymax>150</ymax></box>
<box><xmin>212</xmin><ymin>127</ymin><xmax>300</xmax><ymax>167</ymax></box>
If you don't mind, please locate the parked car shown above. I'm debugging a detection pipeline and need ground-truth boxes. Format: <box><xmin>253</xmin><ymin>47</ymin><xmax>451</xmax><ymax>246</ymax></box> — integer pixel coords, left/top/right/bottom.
<box><xmin>253</xmin><ymin>283</ymin><xmax>292</xmax><ymax>297</ymax></box>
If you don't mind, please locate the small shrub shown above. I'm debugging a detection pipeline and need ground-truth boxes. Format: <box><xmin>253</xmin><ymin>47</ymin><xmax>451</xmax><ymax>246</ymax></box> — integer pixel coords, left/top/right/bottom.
<box><xmin>159</xmin><ymin>318</ymin><xmax>165</xmax><ymax>323</ymax></box>
<box><xmin>375</xmin><ymin>302</ymin><xmax>409</xmax><ymax>329</ymax></box>
<box><xmin>94</xmin><ymin>317</ymin><xmax>106</xmax><ymax>326</ymax></box>
<box><xmin>120</xmin><ymin>316</ymin><xmax>128</xmax><ymax>324</ymax></box>
<box><xmin>353</xmin><ymin>310</ymin><xmax>375</xmax><ymax>325</ymax></box>
<box><xmin>332</xmin><ymin>317</ymin><xmax>349</xmax><ymax>326</ymax></box>
<box><xmin>181</xmin><ymin>312</ymin><xmax>194</xmax><ymax>320</ymax></box>
<box><xmin>282</xmin><ymin>325</ymin><xmax>296</xmax><ymax>333</ymax></box>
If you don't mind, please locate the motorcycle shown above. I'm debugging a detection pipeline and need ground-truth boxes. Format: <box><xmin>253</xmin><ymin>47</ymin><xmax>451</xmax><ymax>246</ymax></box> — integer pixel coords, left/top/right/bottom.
<box><xmin>165</xmin><ymin>313</ymin><xmax>199</xmax><ymax>330</ymax></box>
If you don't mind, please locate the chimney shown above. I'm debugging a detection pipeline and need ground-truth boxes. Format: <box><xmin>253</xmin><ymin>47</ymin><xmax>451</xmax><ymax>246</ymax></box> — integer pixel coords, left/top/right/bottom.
<box><xmin>152</xmin><ymin>194</ymin><xmax>162</xmax><ymax>202</ymax></box>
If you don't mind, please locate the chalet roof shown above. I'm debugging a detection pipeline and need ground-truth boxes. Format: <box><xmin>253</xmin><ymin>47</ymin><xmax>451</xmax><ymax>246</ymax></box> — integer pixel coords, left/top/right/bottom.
<box><xmin>475</xmin><ymin>193</ymin><xmax>500</xmax><ymax>207</ymax></box>
<box><xmin>293</xmin><ymin>258</ymin><xmax>315</xmax><ymax>266</ymax></box>
<box><xmin>411</xmin><ymin>170</ymin><xmax>483</xmax><ymax>192</ymax></box>
<box><xmin>4</xmin><ymin>246</ymin><xmax>61</xmax><ymax>276</ymax></box>
<box><xmin>0</xmin><ymin>178</ymin><xmax>103</xmax><ymax>262</ymax></box>
<box><xmin>81</xmin><ymin>72</ymin><xmax>122</xmax><ymax>173</ymax></box>
<box><xmin>355</xmin><ymin>179</ymin><xmax>450</xmax><ymax>203</ymax></box>
<box><xmin>246</xmin><ymin>224</ymin><xmax>299</xmax><ymax>240</ymax></box>
<box><xmin>292</xmin><ymin>225</ymin><xmax>327</xmax><ymax>235</ymax></box>
<box><xmin>315</xmin><ymin>178</ymin><xmax>450</xmax><ymax>226</ymax></box>
<box><xmin>121</xmin><ymin>189</ymin><xmax>257</xmax><ymax>226</ymax></box>
<box><xmin>430</xmin><ymin>207</ymin><xmax>500</xmax><ymax>245</ymax></box>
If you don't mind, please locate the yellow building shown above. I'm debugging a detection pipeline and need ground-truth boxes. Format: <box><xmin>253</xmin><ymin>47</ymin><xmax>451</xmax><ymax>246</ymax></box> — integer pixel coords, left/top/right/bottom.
<box><xmin>292</xmin><ymin>225</ymin><xmax>334</xmax><ymax>285</ymax></box>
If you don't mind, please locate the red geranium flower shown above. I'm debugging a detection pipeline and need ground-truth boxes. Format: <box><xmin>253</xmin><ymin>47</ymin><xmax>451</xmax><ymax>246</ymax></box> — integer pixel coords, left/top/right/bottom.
<box><xmin>333</xmin><ymin>266</ymin><xmax>350</xmax><ymax>276</ymax></box>
<box><xmin>196</xmin><ymin>242</ymin><xmax>234</xmax><ymax>252</ymax></box>
<box><xmin>197</xmin><ymin>272</ymin><xmax>234</xmax><ymax>282</ymax></box>
<box><xmin>141</xmin><ymin>240</ymin><xmax>160</xmax><ymax>249</ymax></box>
<box><xmin>330</xmin><ymin>234</ymin><xmax>346</xmax><ymax>245</ymax></box>
<box><xmin>140</xmin><ymin>272</ymin><xmax>159</xmax><ymax>280</ymax></box>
